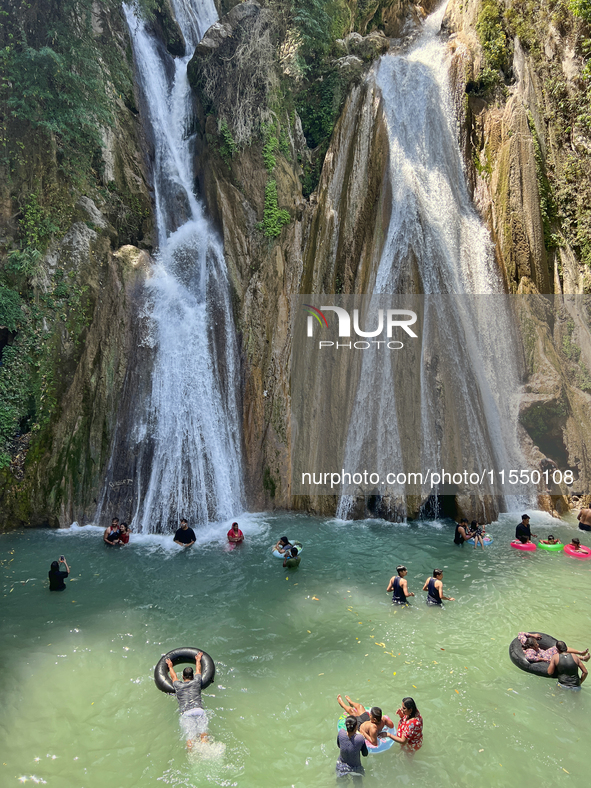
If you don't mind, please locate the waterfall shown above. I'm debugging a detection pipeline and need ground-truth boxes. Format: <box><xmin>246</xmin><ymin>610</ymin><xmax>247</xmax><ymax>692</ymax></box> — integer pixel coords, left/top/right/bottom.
<box><xmin>103</xmin><ymin>0</ymin><xmax>243</xmax><ymax>532</ymax></box>
<box><xmin>336</xmin><ymin>2</ymin><xmax>527</xmax><ymax>518</ymax></box>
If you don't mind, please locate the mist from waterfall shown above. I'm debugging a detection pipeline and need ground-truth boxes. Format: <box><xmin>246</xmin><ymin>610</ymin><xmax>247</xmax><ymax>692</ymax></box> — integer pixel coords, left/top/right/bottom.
<box><xmin>115</xmin><ymin>0</ymin><xmax>243</xmax><ymax>532</ymax></box>
<box><xmin>337</xmin><ymin>2</ymin><xmax>528</xmax><ymax>518</ymax></box>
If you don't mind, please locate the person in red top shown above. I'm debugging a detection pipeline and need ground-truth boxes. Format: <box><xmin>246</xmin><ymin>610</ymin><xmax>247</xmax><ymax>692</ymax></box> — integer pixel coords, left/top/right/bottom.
<box><xmin>386</xmin><ymin>697</ymin><xmax>423</xmax><ymax>752</ymax></box>
<box><xmin>118</xmin><ymin>523</ymin><xmax>130</xmax><ymax>545</ymax></box>
<box><xmin>227</xmin><ymin>522</ymin><xmax>244</xmax><ymax>543</ymax></box>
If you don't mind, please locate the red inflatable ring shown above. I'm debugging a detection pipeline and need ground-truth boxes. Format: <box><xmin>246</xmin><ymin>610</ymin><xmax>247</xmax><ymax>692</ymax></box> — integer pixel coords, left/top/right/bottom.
<box><xmin>564</xmin><ymin>543</ymin><xmax>591</xmax><ymax>560</ymax></box>
<box><xmin>511</xmin><ymin>540</ymin><xmax>536</xmax><ymax>551</ymax></box>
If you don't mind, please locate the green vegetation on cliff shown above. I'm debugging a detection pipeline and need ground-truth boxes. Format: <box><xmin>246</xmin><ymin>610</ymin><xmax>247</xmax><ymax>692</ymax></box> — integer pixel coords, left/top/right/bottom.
<box><xmin>0</xmin><ymin>0</ymin><xmax>151</xmax><ymax>498</ymax></box>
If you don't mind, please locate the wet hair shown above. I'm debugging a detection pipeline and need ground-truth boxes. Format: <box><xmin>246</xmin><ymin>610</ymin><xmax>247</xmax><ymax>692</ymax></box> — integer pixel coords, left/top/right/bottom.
<box><xmin>460</xmin><ymin>518</ymin><xmax>468</xmax><ymax>524</ymax></box>
<box><xmin>345</xmin><ymin>715</ymin><xmax>358</xmax><ymax>733</ymax></box>
<box><xmin>397</xmin><ymin>565</ymin><xmax>407</xmax><ymax>574</ymax></box>
<box><xmin>401</xmin><ymin>697</ymin><xmax>418</xmax><ymax>719</ymax></box>
<box><xmin>471</xmin><ymin>520</ymin><xmax>478</xmax><ymax>528</ymax></box>
<box><xmin>182</xmin><ymin>666</ymin><xmax>194</xmax><ymax>679</ymax></box>
<box><xmin>522</xmin><ymin>514</ymin><xmax>530</xmax><ymax>520</ymax></box>
<box><xmin>433</xmin><ymin>568</ymin><xmax>443</xmax><ymax>577</ymax></box>
<box><xmin>572</xmin><ymin>538</ymin><xmax>580</xmax><ymax>546</ymax></box>
<box><xmin>50</xmin><ymin>561</ymin><xmax>59</xmax><ymax>572</ymax></box>
<box><xmin>369</xmin><ymin>707</ymin><xmax>383</xmax><ymax>723</ymax></box>
<box><xmin>232</xmin><ymin>522</ymin><xmax>239</xmax><ymax>528</ymax></box>
<box><xmin>556</xmin><ymin>641</ymin><xmax>567</xmax><ymax>653</ymax></box>
<box><xmin>290</xmin><ymin>547</ymin><xmax>298</xmax><ymax>557</ymax></box>
<box><xmin>523</xmin><ymin>637</ymin><xmax>539</xmax><ymax>649</ymax></box>
<box><xmin>180</xmin><ymin>518</ymin><xmax>188</xmax><ymax>525</ymax></box>
<box><xmin>279</xmin><ymin>536</ymin><xmax>289</xmax><ymax>545</ymax></box>
<box><xmin>547</xmin><ymin>534</ymin><xmax>554</xmax><ymax>540</ymax></box>
<box><xmin>120</xmin><ymin>523</ymin><xmax>128</xmax><ymax>531</ymax></box>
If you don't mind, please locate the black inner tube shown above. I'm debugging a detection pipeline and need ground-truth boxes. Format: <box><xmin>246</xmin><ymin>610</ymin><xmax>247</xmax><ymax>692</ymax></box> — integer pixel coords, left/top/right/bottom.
<box><xmin>154</xmin><ymin>647</ymin><xmax>215</xmax><ymax>694</ymax></box>
<box><xmin>508</xmin><ymin>633</ymin><xmax>557</xmax><ymax>678</ymax></box>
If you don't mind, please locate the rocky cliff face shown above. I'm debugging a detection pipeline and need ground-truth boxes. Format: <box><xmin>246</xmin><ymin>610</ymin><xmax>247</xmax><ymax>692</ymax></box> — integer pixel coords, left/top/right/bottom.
<box><xmin>2</xmin><ymin>0</ymin><xmax>590</xmax><ymax>529</ymax></box>
<box><xmin>0</xmin><ymin>0</ymin><xmax>153</xmax><ymax>527</ymax></box>
<box><xmin>442</xmin><ymin>0</ymin><xmax>591</xmax><ymax>511</ymax></box>
<box><xmin>191</xmin><ymin>0</ymin><xmax>591</xmax><ymax>519</ymax></box>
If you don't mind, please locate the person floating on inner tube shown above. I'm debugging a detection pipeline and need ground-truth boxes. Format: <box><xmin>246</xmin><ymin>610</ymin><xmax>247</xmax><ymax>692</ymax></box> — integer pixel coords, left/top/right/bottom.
<box><xmin>568</xmin><ymin>537</ymin><xmax>590</xmax><ymax>554</ymax></box>
<box><xmin>548</xmin><ymin>641</ymin><xmax>589</xmax><ymax>690</ymax></box>
<box><xmin>518</xmin><ymin>633</ymin><xmax>589</xmax><ymax>663</ymax></box>
<box><xmin>384</xmin><ymin>697</ymin><xmax>423</xmax><ymax>752</ymax></box>
<box><xmin>515</xmin><ymin>514</ymin><xmax>537</xmax><ymax>544</ymax></box>
<box><xmin>539</xmin><ymin>534</ymin><xmax>561</xmax><ymax>545</ymax></box>
<box><xmin>227</xmin><ymin>522</ymin><xmax>244</xmax><ymax>543</ymax></box>
<box><xmin>423</xmin><ymin>569</ymin><xmax>455</xmax><ymax>605</ymax></box>
<box><xmin>386</xmin><ymin>565</ymin><xmax>414</xmax><ymax>605</ymax></box>
<box><xmin>336</xmin><ymin>697</ymin><xmax>394</xmax><ymax>746</ymax></box>
<box><xmin>282</xmin><ymin>547</ymin><xmax>301</xmax><ymax>568</ymax></box>
<box><xmin>273</xmin><ymin>536</ymin><xmax>292</xmax><ymax>555</ymax></box>
<box><xmin>166</xmin><ymin>652</ymin><xmax>208</xmax><ymax>749</ymax></box>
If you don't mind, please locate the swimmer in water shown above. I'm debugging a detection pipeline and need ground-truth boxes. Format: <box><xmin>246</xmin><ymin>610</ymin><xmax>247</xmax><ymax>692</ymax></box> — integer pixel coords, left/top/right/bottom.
<box><xmin>167</xmin><ymin>652</ymin><xmax>209</xmax><ymax>749</ymax></box>
<box><xmin>422</xmin><ymin>569</ymin><xmax>455</xmax><ymax>606</ymax></box>
<box><xmin>386</xmin><ymin>565</ymin><xmax>414</xmax><ymax>605</ymax></box>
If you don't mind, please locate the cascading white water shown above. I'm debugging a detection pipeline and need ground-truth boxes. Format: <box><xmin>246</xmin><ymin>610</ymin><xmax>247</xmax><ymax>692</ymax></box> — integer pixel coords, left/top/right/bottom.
<box><xmin>121</xmin><ymin>0</ymin><xmax>244</xmax><ymax>532</ymax></box>
<box><xmin>337</xmin><ymin>2</ymin><xmax>528</xmax><ymax>518</ymax></box>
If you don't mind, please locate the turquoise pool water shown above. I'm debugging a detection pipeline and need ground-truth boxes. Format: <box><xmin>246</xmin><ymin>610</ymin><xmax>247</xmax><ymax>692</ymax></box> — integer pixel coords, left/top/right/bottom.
<box><xmin>1</xmin><ymin>511</ymin><xmax>589</xmax><ymax>787</ymax></box>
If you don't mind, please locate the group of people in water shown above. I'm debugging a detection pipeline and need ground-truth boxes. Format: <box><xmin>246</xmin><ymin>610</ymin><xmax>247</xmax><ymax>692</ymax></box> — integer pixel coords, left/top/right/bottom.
<box><xmin>103</xmin><ymin>517</ymin><xmax>130</xmax><ymax>545</ymax></box>
<box><xmin>453</xmin><ymin>518</ymin><xmax>488</xmax><ymax>548</ymax></box>
<box><xmin>387</xmin><ymin>565</ymin><xmax>455</xmax><ymax>606</ymax></box>
<box><xmin>335</xmin><ymin>696</ymin><xmax>423</xmax><ymax>777</ymax></box>
<box><xmin>517</xmin><ymin>632</ymin><xmax>589</xmax><ymax>689</ymax></box>
<box><xmin>47</xmin><ymin>506</ymin><xmax>589</xmax><ymax>772</ymax></box>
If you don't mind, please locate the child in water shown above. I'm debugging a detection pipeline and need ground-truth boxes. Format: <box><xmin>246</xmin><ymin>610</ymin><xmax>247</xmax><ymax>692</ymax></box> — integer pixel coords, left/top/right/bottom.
<box><xmin>540</xmin><ymin>534</ymin><xmax>561</xmax><ymax>545</ymax></box>
<box><xmin>471</xmin><ymin>520</ymin><xmax>486</xmax><ymax>550</ymax></box>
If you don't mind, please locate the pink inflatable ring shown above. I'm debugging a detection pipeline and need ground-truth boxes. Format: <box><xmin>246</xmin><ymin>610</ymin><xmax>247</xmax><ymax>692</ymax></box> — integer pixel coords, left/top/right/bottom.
<box><xmin>511</xmin><ymin>540</ymin><xmax>536</xmax><ymax>552</ymax></box>
<box><xmin>564</xmin><ymin>543</ymin><xmax>591</xmax><ymax>559</ymax></box>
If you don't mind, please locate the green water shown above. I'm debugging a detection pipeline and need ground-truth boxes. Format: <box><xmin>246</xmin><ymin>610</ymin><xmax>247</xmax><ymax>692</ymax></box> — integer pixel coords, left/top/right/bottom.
<box><xmin>1</xmin><ymin>512</ymin><xmax>590</xmax><ymax>788</ymax></box>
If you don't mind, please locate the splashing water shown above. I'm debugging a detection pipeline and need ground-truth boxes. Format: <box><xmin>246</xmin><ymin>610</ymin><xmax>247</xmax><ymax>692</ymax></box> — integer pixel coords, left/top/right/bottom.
<box><xmin>337</xmin><ymin>3</ymin><xmax>529</xmax><ymax>518</ymax></box>
<box><xmin>106</xmin><ymin>1</ymin><xmax>244</xmax><ymax>532</ymax></box>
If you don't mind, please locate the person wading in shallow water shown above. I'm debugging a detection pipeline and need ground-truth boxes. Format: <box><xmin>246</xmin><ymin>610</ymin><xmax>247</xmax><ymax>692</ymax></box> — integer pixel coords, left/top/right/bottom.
<box><xmin>453</xmin><ymin>518</ymin><xmax>475</xmax><ymax>545</ymax></box>
<box><xmin>386</xmin><ymin>565</ymin><xmax>414</xmax><ymax>605</ymax></box>
<box><xmin>104</xmin><ymin>518</ymin><xmax>120</xmax><ymax>545</ymax></box>
<box><xmin>385</xmin><ymin>697</ymin><xmax>423</xmax><ymax>752</ymax></box>
<box><xmin>578</xmin><ymin>507</ymin><xmax>591</xmax><ymax>532</ymax></box>
<box><xmin>336</xmin><ymin>715</ymin><xmax>368</xmax><ymax>780</ymax></box>
<box><xmin>548</xmin><ymin>641</ymin><xmax>589</xmax><ymax>691</ymax></box>
<box><xmin>174</xmin><ymin>518</ymin><xmax>196</xmax><ymax>548</ymax></box>
<box><xmin>422</xmin><ymin>569</ymin><xmax>455</xmax><ymax>606</ymax></box>
<box><xmin>166</xmin><ymin>652</ymin><xmax>209</xmax><ymax>749</ymax></box>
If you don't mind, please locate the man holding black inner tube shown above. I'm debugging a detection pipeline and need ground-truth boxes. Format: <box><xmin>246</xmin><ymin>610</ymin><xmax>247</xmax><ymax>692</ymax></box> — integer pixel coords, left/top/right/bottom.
<box><xmin>166</xmin><ymin>651</ymin><xmax>208</xmax><ymax>748</ymax></box>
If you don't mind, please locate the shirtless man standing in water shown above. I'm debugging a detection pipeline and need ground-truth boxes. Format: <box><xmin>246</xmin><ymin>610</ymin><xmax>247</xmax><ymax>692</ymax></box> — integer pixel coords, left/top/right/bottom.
<box><xmin>578</xmin><ymin>507</ymin><xmax>591</xmax><ymax>531</ymax></box>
